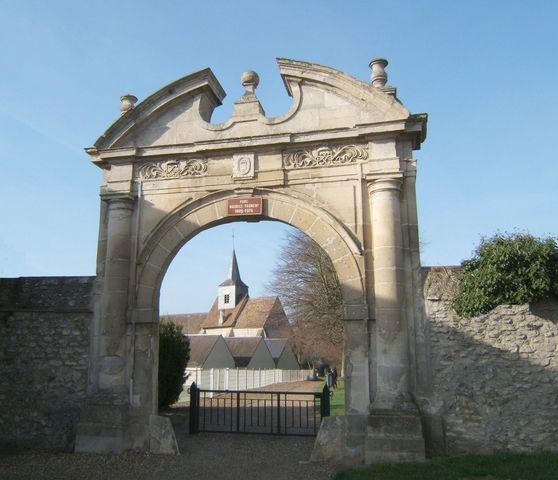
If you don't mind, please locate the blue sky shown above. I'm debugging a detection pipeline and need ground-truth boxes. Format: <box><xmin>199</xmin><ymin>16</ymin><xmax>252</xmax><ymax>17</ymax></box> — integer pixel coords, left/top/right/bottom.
<box><xmin>1</xmin><ymin>1</ymin><xmax>557</xmax><ymax>313</ymax></box>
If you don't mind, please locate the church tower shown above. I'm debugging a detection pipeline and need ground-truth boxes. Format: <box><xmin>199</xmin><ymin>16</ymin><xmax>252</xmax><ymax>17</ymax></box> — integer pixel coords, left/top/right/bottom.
<box><xmin>218</xmin><ymin>249</ymin><xmax>249</xmax><ymax>311</ymax></box>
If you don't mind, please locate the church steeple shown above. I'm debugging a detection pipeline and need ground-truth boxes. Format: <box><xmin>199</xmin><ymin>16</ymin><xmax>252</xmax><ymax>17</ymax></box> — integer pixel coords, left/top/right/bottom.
<box><xmin>218</xmin><ymin>249</ymin><xmax>249</xmax><ymax>310</ymax></box>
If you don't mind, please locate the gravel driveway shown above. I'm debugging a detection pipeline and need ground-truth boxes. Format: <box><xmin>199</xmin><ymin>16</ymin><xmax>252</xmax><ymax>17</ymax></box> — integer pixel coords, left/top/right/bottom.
<box><xmin>1</xmin><ymin>427</ymin><xmax>337</xmax><ymax>480</ymax></box>
<box><xmin>1</xmin><ymin>382</ymin><xmax>339</xmax><ymax>480</ymax></box>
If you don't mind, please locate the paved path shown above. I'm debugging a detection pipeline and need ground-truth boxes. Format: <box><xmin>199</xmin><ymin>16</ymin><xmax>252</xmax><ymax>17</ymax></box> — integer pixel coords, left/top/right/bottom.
<box><xmin>167</xmin><ymin>380</ymin><xmax>337</xmax><ymax>479</ymax></box>
<box><xmin>251</xmin><ymin>380</ymin><xmax>326</xmax><ymax>392</ymax></box>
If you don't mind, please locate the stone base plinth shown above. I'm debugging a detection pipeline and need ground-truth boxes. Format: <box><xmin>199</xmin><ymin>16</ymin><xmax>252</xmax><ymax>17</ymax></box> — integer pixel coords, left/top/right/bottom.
<box><xmin>74</xmin><ymin>395</ymin><xmax>178</xmax><ymax>455</ymax></box>
<box><xmin>74</xmin><ymin>402</ymin><xmax>127</xmax><ymax>454</ymax></box>
<box><xmin>311</xmin><ymin>410</ymin><xmax>425</xmax><ymax>466</ymax></box>
<box><xmin>365</xmin><ymin>409</ymin><xmax>425</xmax><ymax>463</ymax></box>
<box><xmin>149</xmin><ymin>414</ymin><xmax>179</xmax><ymax>455</ymax></box>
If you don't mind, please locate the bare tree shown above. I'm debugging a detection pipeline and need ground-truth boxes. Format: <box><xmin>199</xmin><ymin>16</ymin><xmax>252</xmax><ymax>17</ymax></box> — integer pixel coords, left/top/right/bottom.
<box><xmin>266</xmin><ymin>229</ymin><xmax>343</xmax><ymax>367</ymax></box>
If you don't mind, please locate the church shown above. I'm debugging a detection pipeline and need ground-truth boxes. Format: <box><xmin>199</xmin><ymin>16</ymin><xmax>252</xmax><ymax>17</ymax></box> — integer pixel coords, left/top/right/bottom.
<box><xmin>162</xmin><ymin>250</ymin><xmax>299</xmax><ymax>370</ymax></box>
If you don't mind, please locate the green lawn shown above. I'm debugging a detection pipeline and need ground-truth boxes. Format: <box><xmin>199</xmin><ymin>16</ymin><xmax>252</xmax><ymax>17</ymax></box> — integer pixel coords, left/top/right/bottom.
<box><xmin>335</xmin><ymin>452</ymin><xmax>558</xmax><ymax>480</ymax></box>
<box><xmin>329</xmin><ymin>377</ymin><xmax>344</xmax><ymax>416</ymax></box>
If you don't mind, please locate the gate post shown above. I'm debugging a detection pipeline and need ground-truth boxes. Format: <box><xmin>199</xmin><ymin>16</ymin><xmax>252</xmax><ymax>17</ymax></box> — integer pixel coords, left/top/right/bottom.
<box><xmin>189</xmin><ymin>382</ymin><xmax>199</xmax><ymax>434</ymax></box>
<box><xmin>321</xmin><ymin>384</ymin><xmax>330</xmax><ymax>417</ymax></box>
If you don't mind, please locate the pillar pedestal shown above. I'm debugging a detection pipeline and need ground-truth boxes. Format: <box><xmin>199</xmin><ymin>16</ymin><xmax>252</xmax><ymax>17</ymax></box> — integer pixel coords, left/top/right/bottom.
<box><xmin>365</xmin><ymin>409</ymin><xmax>425</xmax><ymax>463</ymax></box>
<box><xmin>75</xmin><ymin>396</ymin><xmax>178</xmax><ymax>455</ymax></box>
<box><xmin>311</xmin><ymin>411</ymin><xmax>424</xmax><ymax>465</ymax></box>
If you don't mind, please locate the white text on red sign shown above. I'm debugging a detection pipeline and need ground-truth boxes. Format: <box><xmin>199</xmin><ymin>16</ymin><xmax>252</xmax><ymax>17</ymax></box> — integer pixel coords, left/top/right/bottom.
<box><xmin>227</xmin><ymin>197</ymin><xmax>263</xmax><ymax>216</ymax></box>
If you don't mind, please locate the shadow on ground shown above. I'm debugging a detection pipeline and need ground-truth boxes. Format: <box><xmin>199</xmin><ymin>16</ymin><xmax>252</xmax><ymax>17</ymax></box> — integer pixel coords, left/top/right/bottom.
<box><xmin>0</xmin><ymin>404</ymin><xmax>336</xmax><ymax>480</ymax></box>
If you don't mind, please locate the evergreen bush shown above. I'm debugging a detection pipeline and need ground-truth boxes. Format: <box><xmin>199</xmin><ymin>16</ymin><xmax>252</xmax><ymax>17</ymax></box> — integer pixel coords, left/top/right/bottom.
<box><xmin>452</xmin><ymin>233</ymin><xmax>558</xmax><ymax>317</ymax></box>
<box><xmin>158</xmin><ymin>321</ymin><xmax>190</xmax><ymax>409</ymax></box>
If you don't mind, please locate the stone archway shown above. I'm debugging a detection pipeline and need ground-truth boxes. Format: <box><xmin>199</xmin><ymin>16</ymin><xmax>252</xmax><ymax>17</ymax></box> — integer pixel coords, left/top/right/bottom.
<box><xmin>75</xmin><ymin>58</ymin><xmax>428</xmax><ymax>464</ymax></box>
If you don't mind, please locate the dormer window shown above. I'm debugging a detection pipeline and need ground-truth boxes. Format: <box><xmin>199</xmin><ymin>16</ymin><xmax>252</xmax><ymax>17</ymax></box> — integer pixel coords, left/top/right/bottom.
<box><xmin>224</xmin><ymin>293</ymin><xmax>230</xmax><ymax>304</ymax></box>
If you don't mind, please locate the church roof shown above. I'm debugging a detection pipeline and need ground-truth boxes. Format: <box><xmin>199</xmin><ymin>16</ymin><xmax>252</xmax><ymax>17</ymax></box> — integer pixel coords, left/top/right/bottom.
<box><xmin>219</xmin><ymin>249</ymin><xmax>248</xmax><ymax>288</ymax></box>
<box><xmin>235</xmin><ymin>297</ymin><xmax>281</xmax><ymax>329</ymax></box>
<box><xmin>202</xmin><ymin>295</ymin><xmax>249</xmax><ymax>328</ymax></box>
<box><xmin>201</xmin><ymin>295</ymin><xmax>292</xmax><ymax>338</ymax></box>
<box><xmin>190</xmin><ymin>249</ymin><xmax>292</xmax><ymax>337</ymax></box>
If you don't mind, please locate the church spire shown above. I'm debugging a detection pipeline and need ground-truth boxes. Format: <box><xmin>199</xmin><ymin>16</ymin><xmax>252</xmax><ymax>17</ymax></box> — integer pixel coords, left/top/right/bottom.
<box><xmin>225</xmin><ymin>249</ymin><xmax>247</xmax><ymax>287</ymax></box>
<box><xmin>218</xmin><ymin>249</ymin><xmax>249</xmax><ymax>310</ymax></box>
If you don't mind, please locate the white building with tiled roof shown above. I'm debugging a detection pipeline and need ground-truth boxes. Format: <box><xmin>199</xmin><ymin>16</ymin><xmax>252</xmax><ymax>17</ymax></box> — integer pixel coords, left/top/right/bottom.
<box><xmin>264</xmin><ymin>339</ymin><xmax>300</xmax><ymax>369</ymax></box>
<box><xmin>163</xmin><ymin>250</ymin><xmax>299</xmax><ymax>370</ymax></box>
<box><xmin>187</xmin><ymin>335</ymin><xmax>235</xmax><ymax>369</ymax></box>
<box><xmin>199</xmin><ymin>250</ymin><xmax>294</xmax><ymax>341</ymax></box>
<box><xmin>224</xmin><ymin>337</ymin><xmax>276</xmax><ymax>369</ymax></box>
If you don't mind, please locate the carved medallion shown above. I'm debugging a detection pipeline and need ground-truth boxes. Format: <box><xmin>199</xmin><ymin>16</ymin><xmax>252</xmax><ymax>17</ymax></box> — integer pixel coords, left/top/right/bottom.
<box><xmin>137</xmin><ymin>159</ymin><xmax>207</xmax><ymax>179</ymax></box>
<box><xmin>284</xmin><ymin>144</ymin><xmax>368</xmax><ymax>169</ymax></box>
<box><xmin>232</xmin><ymin>153</ymin><xmax>255</xmax><ymax>179</ymax></box>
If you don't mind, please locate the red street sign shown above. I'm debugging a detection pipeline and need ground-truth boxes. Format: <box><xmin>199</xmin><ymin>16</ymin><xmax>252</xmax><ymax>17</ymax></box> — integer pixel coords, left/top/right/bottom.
<box><xmin>227</xmin><ymin>197</ymin><xmax>263</xmax><ymax>216</ymax></box>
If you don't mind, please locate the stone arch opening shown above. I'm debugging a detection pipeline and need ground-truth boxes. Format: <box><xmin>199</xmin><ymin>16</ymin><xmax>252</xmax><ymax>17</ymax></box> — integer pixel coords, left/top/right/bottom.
<box><xmin>133</xmin><ymin>190</ymin><xmax>365</xmax><ymax>413</ymax></box>
<box><xmin>136</xmin><ymin>190</ymin><xmax>365</xmax><ymax>320</ymax></box>
<box><xmin>76</xmin><ymin>57</ymin><xmax>428</xmax><ymax>465</ymax></box>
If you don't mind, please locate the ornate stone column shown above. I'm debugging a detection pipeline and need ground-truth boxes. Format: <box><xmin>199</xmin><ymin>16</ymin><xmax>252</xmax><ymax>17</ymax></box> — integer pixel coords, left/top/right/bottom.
<box><xmin>96</xmin><ymin>194</ymin><xmax>135</xmax><ymax>394</ymax></box>
<box><xmin>75</xmin><ymin>193</ymin><xmax>135</xmax><ymax>454</ymax></box>
<box><xmin>368</xmin><ymin>178</ymin><xmax>410</xmax><ymax>410</ymax></box>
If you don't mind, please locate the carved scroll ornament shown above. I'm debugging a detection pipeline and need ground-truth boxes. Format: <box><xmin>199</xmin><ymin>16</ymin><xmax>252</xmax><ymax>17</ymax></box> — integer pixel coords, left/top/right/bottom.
<box><xmin>284</xmin><ymin>144</ymin><xmax>368</xmax><ymax>169</ymax></box>
<box><xmin>137</xmin><ymin>159</ymin><xmax>207</xmax><ymax>179</ymax></box>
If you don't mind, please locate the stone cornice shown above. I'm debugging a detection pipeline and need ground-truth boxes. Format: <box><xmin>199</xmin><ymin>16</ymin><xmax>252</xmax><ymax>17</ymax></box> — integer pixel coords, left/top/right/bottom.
<box><xmin>405</xmin><ymin>113</ymin><xmax>428</xmax><ymax>148</ymax></box>
<box><xmin>88</xmin><ymin>120</ymin><xmax>413</xmax><ymax>166</ymax></box>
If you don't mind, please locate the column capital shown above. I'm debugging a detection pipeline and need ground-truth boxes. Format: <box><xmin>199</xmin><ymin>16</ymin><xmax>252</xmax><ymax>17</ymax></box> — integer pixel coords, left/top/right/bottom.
<box><xmin>100</xmin><ymin>192</ymin><xmax>135</xmax><ymax>210</ymax></box>
<box><xmin>367</xmin><ymin>177</ymin><xmax>402</xmax><ymax>196</ymax></box>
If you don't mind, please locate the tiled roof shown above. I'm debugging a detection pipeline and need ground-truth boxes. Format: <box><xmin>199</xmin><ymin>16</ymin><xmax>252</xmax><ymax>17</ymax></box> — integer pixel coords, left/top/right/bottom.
<box><xmin>202</xmin><ymin>295</ymin><xmax>292</xmax><ymax>336</ymax></box>
<box><xmin>187</xmin><ymin>335</ymin><xmax>222</xmax><ymax>367</ymax></box>
<box><xmin>202</xmin><ymin>295</ymin><xmax>249</xmax><ymax>328</ymax></box>
<box><xmin>172</xmin><ymin>293</ymin><xmax>292</xmax><ymax>343</ymax></box>
<box><xmin>224</xmin><ymin>337</ymin><xmax>261</xmax><ymax>357</ymax></box>
<box><xmin>224</xmin><ymin>337</ymin><xmax>263</xmax><ymax>367</ymax></box>
<box><xmin>251</xmin><ymin>297</ymin><xmax>293</xmax><ymax>338</ymax></box>
<box><xmin>264</xmin><ymin>338</ymin><xmax>287</xmax><ymax>359</ymax></box>
<box><xmin>161</xmin><ymin>313</ymin><xmax>206</xmax><ymax>334</ymax></box>
<box><xmin>235</xmin><ymin>297</ymin><xmax>277</xmax><ymax>329</ymax></box>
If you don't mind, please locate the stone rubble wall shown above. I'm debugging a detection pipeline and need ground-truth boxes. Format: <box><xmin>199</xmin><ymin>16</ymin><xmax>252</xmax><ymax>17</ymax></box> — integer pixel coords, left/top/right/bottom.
<box><xmin>1</xmin><ymin>272</ymin><xmax>557</xmax><ymax>455</ymax></box>
<box><xmin>0</xmin><ymin>277</ymin><xmax>94</xmax><ymax>451</ymax></box>
<box><xmin>423</xmin><ymin>267</ymin><xmax>558</xmax><ymax>455</ymax></box>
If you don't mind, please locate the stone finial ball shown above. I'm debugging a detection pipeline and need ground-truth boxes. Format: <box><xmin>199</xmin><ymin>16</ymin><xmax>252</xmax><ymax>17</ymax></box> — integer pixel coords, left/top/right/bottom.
<box><xmin>241</xmin><ymin>70</ymin><xmax>260</xmax><ymax>89</ymax></box>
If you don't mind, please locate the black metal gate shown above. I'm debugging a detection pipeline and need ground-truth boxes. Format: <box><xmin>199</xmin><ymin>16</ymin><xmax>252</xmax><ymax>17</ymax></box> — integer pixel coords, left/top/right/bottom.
<box><xmin>189</xmin><ymin>383</ymin><xmax>330</xmax><ymax>437</ymax></box>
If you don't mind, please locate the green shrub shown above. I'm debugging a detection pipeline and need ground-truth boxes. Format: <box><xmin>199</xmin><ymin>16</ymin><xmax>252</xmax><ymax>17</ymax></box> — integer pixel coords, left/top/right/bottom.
<box><xmin>452</xmin><ymin>233</ymin><xmax>558</xmax><ymax>317</ymax></box>
<box><xmin>158</xmin><ymin>321</ymin><xmax>190</xmax><ymax>409</ymax></box>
